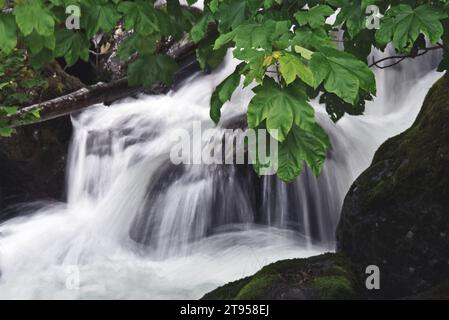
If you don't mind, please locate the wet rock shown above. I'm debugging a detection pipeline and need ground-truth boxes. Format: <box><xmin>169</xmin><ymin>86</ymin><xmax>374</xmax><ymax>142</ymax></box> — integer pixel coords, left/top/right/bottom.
<box><xmin>0</xmin><ymin>63</ymin><xmax>83</xmax><ymax>217</ymax></box>
<box><xmin>402</xmin><ymin>281</ymin><xmax>449</xmax><ymax>300</ymax></box>
<box><xmin>96</xmin><ymin>27</ymin><xmax>132</xmax><ymax>81</ymax></box>
<box><xmin>337</xmin><ymin>74</ymin><xmax>449</xmax><ymax>298</ymax></box>
<box><xmin>201</xmin><ymin>253</ymin><xmax>359</xmax><ymax>300</ymax></box>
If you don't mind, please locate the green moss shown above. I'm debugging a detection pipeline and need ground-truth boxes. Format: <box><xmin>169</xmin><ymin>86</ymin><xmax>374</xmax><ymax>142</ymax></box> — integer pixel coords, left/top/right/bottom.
<box><xmin>310</xmin><ymin>275</ymin><xmax>356</xmax><ymax>300</ymax></box>
<box><xmin>235</xmin><ymin>275</ymin><xmax>277</xmax><ymax>300</ymax></box>
<box><xmin>202</xmin><ymin>277</ymin><xmax>252</xmax><ymax>300</ymax></box>
<box><xmin>337</xmin><ymin>74</ymin><xmax>449</xmax><ymax>298</ymax></box>
<box><xmin>201</xmin><ymin>253</ymin><xmax>360</xmax><ymax>300</ymax></box>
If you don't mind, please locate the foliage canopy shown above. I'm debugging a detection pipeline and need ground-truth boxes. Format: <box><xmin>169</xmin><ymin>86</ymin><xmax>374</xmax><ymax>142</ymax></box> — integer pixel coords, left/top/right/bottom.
<box><xmin>1</xmin><ymin>0</ymin><xmax>448</xmax><ymax>182</ymax></box>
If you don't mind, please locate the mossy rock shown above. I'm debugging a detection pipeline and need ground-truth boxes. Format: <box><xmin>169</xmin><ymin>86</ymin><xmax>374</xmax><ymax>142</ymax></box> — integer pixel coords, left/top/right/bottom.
<box><xmin>337</xmin><ymin>74</ymin><xmax>449</xmax><ymax>298</ymax></box>
<box><xmin>202</xmin><ymin>253</ymin><xmax>360</xmax><ymax>300</ymax></box>
<box><xmin>403</xmin><ymin>281</ymin><xmax>449</xmax><ymax>300</ymax></box>
<box><xmin>0</xmin><ymin>62</ymin><xmax>84</xmax><ymax>213</ymax></box>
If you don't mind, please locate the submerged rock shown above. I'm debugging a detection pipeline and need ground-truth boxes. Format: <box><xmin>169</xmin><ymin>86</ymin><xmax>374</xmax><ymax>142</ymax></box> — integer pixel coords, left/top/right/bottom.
<box><xmin>201</xmin><ymin>253</ymin><xmax>359</xmax><ymax>300</ymax></box>
<box><xmin>337</xmin><ymin>74</ymin><xmax>449</xmax><ymax>298</ymax></box>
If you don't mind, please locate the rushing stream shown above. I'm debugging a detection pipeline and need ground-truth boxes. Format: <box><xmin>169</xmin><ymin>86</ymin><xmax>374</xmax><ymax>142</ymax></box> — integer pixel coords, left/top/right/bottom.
<box><xmin>0</xmin><ymin>50</ymin><xmax>442</xmax><ymax>299</ymax></box>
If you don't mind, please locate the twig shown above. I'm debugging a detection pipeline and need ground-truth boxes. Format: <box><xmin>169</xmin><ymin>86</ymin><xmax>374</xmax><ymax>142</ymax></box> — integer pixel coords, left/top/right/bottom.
<box><xmin>369</xmin><ymin>46</ymin><xmax>442</xmax><ymax>69</ymax></box>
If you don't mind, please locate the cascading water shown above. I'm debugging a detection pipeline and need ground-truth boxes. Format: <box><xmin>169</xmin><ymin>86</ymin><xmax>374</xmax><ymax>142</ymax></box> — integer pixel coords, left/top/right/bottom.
<box><xmin>0</xmin><ymin>49</ymin><xmax>442</xmax><ymax>299</ymax></box>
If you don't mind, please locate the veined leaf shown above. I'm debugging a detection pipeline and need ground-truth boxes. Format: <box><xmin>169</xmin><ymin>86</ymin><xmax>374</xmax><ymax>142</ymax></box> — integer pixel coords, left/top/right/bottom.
<box><xmin>330</xmin><ymin>0</ymin><xmax>376</xmax><ymax>38</ymax></box>
<box><xmin>277</xmin><ymin>123</ymin><xmax>330</xmax><ymax>182</ymax></box>
<box><xmin>14</xmin><ymin>0</ymin><xmax>54</xmax><ymax>36</ymax></box>
<box><xmin>127</xmin><ymin>55</ymin><xmax>178</xmax><ymax>88</ymax></box>
<box><xmin>310</xmin><ymin>47</ymin><xmax>375</xmax><ymax>104</ymax></box>
<box><xmin>55</xmin><ymin>30</ymin><xmax>89</xmax><ymax>66</ymax></box>
<box><xmin>233</xmin><ymin>48</ymin><xmax>266</xmax><ymax>86</ymax></box>
<box><xmin>247</xmin><ymin>78</ymin><xmax>316</xmax><ymax>142</ymax></box>
<box><xmin>376</xmin><ymin>4</ymin><xmax>447</xmax><ymax>52</ymax></box>
<box><xmin>215</xmin><ymin>0</ymin><xmax>248</xmax><ymax>32</ymax></box>
<box><xmin>117</xmin><ymin>33</ymin><xmax>159</xmax><ymax>61</ymax></box>
<box><xmin>25</xmin><ymin>31</ymin><xmax>55</xmax><ymax>54</ymax></box>
<box><xmin>295</xmin><ymin>5</ymin><xmax>333</xmax><ymax>29</ymax></box>
<box><xmin>118</xmin><ymin>1</ymin><xmax>160</xmax><ymax>36</ymax></box>
<box><xmin>291</xmin><ymin>26</ymin><xmax>335</xmax><ymax>51</ymax></box>
<box><xmin>214</xmin><ymin>20</ymin><xmax>291</xmax><ymax>52</ymax></box>
<box><xmin>0</xmin><ymin>14</ymin><xmax>17</xmax><ymax>53</ymax></box>
<box><xmin>190</xmin><ymin>12</ymin><xmax>214</xmax><ymax>43</ymax></box>
<box><xmin>196</xmin><ymin>31</ymin><xmax>228</xmax><ymax>70</ymax></box>
<box><xmin>83</xmin><ymin>3</ymin><xmax>119</xmax><ymax>38</ymax></box>
<box><xmin>0</xmin><ymin>126</ymin><xmax>14</xmax><ymax>137</ymax></box>
<box><xmin>210</xmin><ymin>67</ymin><xmax>241</xmax><ymax>124</ymax></box>
<box><xmin>278</xmin><ymin>52</ymin><xmax>314</xmax><ymax>86</ymax></box>
<box><xmin>294</xmin><ymin>46</ymin><xmax>314</xmax><ymax>60</ymax></box>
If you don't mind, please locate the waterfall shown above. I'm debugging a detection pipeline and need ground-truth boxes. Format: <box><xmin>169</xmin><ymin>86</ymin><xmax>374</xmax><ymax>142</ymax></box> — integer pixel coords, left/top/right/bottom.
<box><xmin>0</xmin><ymin>50</ymin><xmax>442</xmax><ymax>299</ymax></box>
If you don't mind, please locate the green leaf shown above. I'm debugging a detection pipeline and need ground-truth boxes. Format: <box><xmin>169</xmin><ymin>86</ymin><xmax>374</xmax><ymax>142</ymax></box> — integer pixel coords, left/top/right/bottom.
<box><xmin>25</xmin><ymin>31</ymin><xmax>55</xmax><ymax>54</ymax></box>
<box><xmin>332</xmin><ymin>0</ymin><xmax>374</xmax><ymax>38</ymax></box>
<box><xmin>344</xmin><ymin>29</ymin><xmax>374</xmax><ymax>59</ymax></box>
<box><xmin>191</xmin><ymin>13</ymin><xmax>214</xmax><ymax>43</ymax></box>
<box><xmin>21</xmin><ymin>78</ymin><xmax>48</xmax><ymax>89</ymax></box>
<box><xmin>310</xmin><ymin>48</ymin><xmax>375</xmax><ymax>104</ymax></box>
<box><xmin>214</xmin><ymin>31</ymin><xmax>236</xmax><ymax>49</ymax></box>
<box><xmin>83</xmin><ymin>3</ymin><xmax>119</xmax><ymax>38</ymax></box>
<box><xmin>294</xmin><ymin>46</ymin><xmax>314</xmax><ymax>60</ymax></box>
<box><xmin>117</xmin><ymin>33</ymin><xmax>159</xmax><ymax>61</ymax></box>
<box><xmin>0</xmin><ymin>14</ymin><xmax>17</xmax><ymax>53</ymax></box>
<box><xmin>0</xmin><ymin>126</ymin><xmax>14</xmax><ymax>137</ymax></box>
<box><xmin>210</xmin><ymin>68</ymin><xmax>241</xmax><ymax>123</ymax></box>
<box><xmin>320</xmin><ymin>91</ymin><xmax>372</xmax><ymax>122</ymax></box>
<box><xmin>233</xmin><ymin>48</ymin><xmax>266</xmax><ymax>86</ymax></box>
<box><xmin>295</xmin><ymin>5</ymin><xmax>333</xmax><ymax>29</ymax></box>
<box><xmin>291</xmin><ymin>26</ymin><xmax>335</xmax><ymax>51</ymax></box>
<box><xmin>118</xmin><ymin>1</ymin><xmax>160</xmax><ymax>36</ymax></box>
<box><xmin>127</xmin><ymin>55</ymin><xmax>178</xmax><ymax>88</ymax></box>
<box><xmin>0</xmin><ymin>106</ymin><xmax>18</xmax><ymax>115</ymax></box>
<box><xmin>196</xmin><ymin>31</ymin><xmax>228</xmax><ymax>70</ymax></box>
<box><xmin>14</xmin><ymin>0</ymin><xmax>54</xmax><ymax>36</ymax></box>
<box><xmin>279</xmin><ymin>52</ymin><xmax>314</xmax><ymax>86</ymax></box>
<box><xmin>214</xmin><ymin>20</ymin><xmax>291</xmax><ymax>52</ymax></box>
<box><xmin>215</xmin><ymin>0</ymin><xmax>247</xmax><ymax>32</ymax></box>
<box><xmin>154</xmin><ymin>9</ymin><xmax>178</xmax><ymax>37</ymax></box>
<box><xmin>277</xmin><ymin>123</ymin><xmax>330</xmax><ymax>182</ymax></box>
<box><xmin>55</xmin><ymin>30</ymin><xmax>89</xmax><ymax>66</ymax></box>
<box><xmin>29</xmin><ymin>48</ymin><xmax>54</xmax><ymax>68</ymax></box>
<box><xmin>247</xmin><ymin>78</ymin><xmax>316</xmax><ymax>142</ymax></box>
<box><xmin>376</xmin><ymin>4</ymin><xmax>447</xmax><ymax>52</ymax></box>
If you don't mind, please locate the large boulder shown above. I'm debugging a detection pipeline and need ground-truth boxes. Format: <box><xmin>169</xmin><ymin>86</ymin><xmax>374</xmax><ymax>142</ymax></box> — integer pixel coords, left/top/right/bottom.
<box><xmin>337</xmin><ymin>74</ymin><xmax>449</xmax><ymax>298</ymax></box>
<box><xmin>202</xmin><ymin>253</ymin><xmax>360</xmax><ymax>300</ymax></box>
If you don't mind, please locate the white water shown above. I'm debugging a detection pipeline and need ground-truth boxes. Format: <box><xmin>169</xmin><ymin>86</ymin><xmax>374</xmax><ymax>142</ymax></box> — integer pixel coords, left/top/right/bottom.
<box><xmin>0</xmin><ymin>50</ymin><xmax>442</xmax><ymax>299</ymax></box>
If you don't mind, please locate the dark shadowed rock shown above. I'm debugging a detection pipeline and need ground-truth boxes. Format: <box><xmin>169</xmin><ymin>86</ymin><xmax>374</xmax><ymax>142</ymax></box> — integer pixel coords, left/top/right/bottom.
<box><xmin>337</xmin><ymin>74</ymin><xmax>449</xmax><ymax>298</ymax></box>
<box><xmin>402</xmin><ymin>281</ymin><xmax>449</xmax><ymax>300</ymax></box>
<box><xmin>0</xmin><ymin>63</ymin><xmax>83</xmax><ymax>217</ymax></box>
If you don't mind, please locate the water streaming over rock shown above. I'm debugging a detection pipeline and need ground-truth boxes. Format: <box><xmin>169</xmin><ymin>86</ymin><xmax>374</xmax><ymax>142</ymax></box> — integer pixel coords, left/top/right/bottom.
<box><xmin>0</xmin><ymin>50</ymin><xmax>442</xmax><ymax>299</ymax></box>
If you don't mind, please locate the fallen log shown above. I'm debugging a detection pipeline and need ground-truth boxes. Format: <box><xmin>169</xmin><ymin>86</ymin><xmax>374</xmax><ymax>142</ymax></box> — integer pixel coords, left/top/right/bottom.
<box><xmin>7</xmin><ymin>38</ymin><xmax>198</xmax><ymax>128</ymax></box>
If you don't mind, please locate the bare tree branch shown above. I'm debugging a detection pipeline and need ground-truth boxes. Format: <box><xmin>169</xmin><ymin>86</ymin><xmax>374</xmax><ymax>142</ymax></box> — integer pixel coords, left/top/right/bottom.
<box><xmin>369</xmin><ymin>46</ymin><xmax>442</xmax><ymax>69</ymax></box>
<box><xmin>5</xmin><ymin>39</ymin><xmax>198</xmax><ymax>128</ymax></box>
